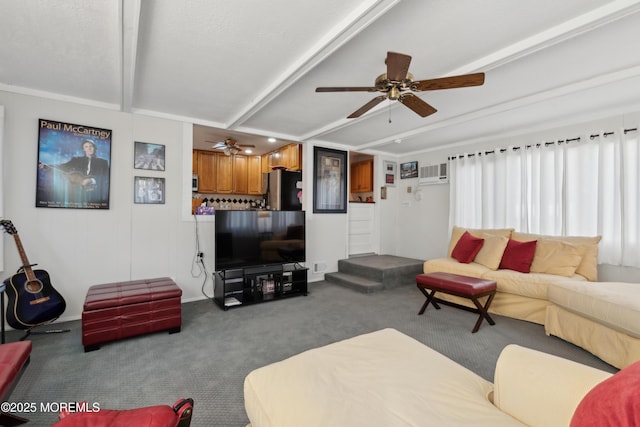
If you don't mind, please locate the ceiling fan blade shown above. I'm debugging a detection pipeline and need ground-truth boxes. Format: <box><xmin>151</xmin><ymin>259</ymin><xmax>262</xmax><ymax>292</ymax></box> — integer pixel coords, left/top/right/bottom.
<box><xmin>386</xmin><ymin>51</ymin><xmax>412</xmax><ymax>81</ymax></box>
<box><xmin>347</xmin><ymin>95</ymin><xmax>387</xmax><ymax>118</ymax></box>
<box><xmin>239</xmin><ymin>144</ymin><xmax>256</xmax><ymax>148</ymax></box>
<box><xmin>399</xmin><ymin>94</ymin><xmax>437</xmax><ymax>118</ymax></box>
<box><xmin>316</xmin><ymin>86</ymin><xmax>377</xmax><ymax>92</ymax></box>
<box><xmin>413</xmin><ymin>72</ymin><xmax>485</xmax><ymax>91</ymax></box>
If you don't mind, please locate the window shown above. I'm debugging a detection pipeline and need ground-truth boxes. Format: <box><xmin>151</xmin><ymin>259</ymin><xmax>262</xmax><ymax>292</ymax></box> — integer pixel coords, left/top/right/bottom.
<box><xmin>450</xmin><ymin>126</ymin><xmax>640</xmax><ymax>267</ymax></box>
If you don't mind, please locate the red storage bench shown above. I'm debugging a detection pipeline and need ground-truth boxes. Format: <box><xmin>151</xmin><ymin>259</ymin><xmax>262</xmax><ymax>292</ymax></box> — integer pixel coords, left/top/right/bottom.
<box><xmin>82</xmin><ymin>277</ymin><xmax>182</xmax><ymax>352</ymax></box>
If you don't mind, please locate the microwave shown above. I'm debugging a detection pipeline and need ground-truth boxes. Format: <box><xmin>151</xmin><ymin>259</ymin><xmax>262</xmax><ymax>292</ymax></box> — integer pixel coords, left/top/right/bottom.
<box><xmin>192</xmin><ymin>174</ymin><xmax>198</xmax><ymax>192</ymax></box>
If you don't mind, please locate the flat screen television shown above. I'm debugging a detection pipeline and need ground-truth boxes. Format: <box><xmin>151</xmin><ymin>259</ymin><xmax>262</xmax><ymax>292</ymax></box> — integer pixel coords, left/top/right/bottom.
<box><xmin>215</xmin><ymin>210</ymin><xmax>305</xmax><ymax>271</ymax></box>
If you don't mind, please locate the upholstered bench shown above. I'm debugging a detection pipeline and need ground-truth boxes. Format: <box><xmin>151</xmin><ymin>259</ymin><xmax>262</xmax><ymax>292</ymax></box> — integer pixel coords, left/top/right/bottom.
<box><xmin>416</xmin><ymin>272</ymin><xmax>497</xmax><ymax>333</ymax></box>
<box><xmin>0</xmin><ymin>341</ymin><xmax>32</xmax><ymax>426</ymax></box>
<box><xmin>82</xmin><ymin>277</ymin><xmax>182</xmax><ymax>352</ymax></box>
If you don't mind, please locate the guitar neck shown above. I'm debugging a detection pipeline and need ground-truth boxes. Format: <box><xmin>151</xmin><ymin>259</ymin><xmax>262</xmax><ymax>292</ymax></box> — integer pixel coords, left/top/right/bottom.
<box><xmin>12</xmin><ymin>233</ymin><xmax>37</xmax><ymax>282</ymax></box>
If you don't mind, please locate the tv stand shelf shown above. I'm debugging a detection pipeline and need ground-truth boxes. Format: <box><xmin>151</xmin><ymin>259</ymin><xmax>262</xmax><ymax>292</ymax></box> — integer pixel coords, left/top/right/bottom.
<box><xmin>214</xmin><ymin>264</ymin><xmax>308</xmax><ymax>310</ymax></box>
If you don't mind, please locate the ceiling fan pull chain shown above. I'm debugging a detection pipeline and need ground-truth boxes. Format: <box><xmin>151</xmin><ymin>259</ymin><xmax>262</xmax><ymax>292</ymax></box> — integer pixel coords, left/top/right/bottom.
<box><xmin>388</xmin><ymin>100</ymin><xmax>392</xmax><ymax>123</ymax></box>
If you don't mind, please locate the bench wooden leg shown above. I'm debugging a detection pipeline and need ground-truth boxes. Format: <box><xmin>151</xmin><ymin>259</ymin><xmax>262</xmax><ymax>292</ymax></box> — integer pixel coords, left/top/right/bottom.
<box><xmin>470</xmin><ymin>292</ymin><xmax>496</xmax><ymax>333</ymax></box>
<box><xmin>417</xmin><ymin>287</ymin><xmax>440</xmax><ymax>315</ymax></box>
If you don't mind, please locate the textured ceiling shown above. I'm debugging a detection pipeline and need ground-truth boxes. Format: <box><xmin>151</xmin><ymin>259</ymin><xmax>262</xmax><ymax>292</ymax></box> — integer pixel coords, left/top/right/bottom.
<box><xmin>1</xmin><ymin>0</ymin><xmax>640</xmax><ymax>156</ymax></box>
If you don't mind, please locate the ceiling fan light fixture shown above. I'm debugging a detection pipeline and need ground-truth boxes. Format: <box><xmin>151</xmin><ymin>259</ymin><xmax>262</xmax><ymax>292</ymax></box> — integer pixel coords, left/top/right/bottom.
<box><xmin>388</xmin><ymin>86</ymin><xmax>400</xmax><ymax>100</ymax></box>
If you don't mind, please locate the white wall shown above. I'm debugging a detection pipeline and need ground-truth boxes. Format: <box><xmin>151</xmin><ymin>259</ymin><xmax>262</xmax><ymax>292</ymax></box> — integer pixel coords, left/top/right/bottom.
<box><xmin>302</xmin><ymin>142</ymin><xmax>349</xmax><ymax>280</ymax></box>
<box><xmin>0</xmin><ymin>91</ymin><xmax>216</xmax><ymax>321</ymax></box>
<box><xmin>0</xmin><ymin>91</ymin><xmax>351</xmax><ymax>323</ymax></box>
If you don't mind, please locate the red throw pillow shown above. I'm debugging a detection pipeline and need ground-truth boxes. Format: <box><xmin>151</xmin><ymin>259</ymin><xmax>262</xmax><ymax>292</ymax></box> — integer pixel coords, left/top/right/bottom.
<box><xmin>570</xmin><ymin>361</ymin><xmax>640</xmax><ymax>427</ymax></box>
<box><xmin>451</xmin><ymin>231</ymin><xmax>484</xmax><ymax>263</ymax></box>
<box><xmin>499</xmin><ymin>239</ymin><xmax>537</xmax><ymax>273</ymax></box>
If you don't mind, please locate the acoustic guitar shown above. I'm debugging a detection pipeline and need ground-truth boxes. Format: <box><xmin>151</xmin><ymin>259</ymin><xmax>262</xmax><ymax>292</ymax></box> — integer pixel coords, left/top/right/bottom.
<box><xmin>0</xmin><ymin>219</ymin><xmax>66</xmax><ymax>330</ymax></box>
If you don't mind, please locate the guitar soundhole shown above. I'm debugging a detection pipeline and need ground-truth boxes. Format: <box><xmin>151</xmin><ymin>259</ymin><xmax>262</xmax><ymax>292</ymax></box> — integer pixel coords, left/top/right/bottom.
<box><xmin>26</xmin><ymin>280</ymin><xmax>44</xmax><ymax>294</ymax></box>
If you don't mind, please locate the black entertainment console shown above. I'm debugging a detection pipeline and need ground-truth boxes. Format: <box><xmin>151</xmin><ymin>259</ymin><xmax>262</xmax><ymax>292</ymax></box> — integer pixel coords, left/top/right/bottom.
<box><xmin>214</xmin><ymin>263</ymin><xmax>308</xmax><ymax>310</ymax></box>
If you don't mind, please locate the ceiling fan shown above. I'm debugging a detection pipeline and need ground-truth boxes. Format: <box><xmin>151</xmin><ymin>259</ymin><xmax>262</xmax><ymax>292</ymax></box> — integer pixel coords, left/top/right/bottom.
<box><xmin>209</xmin><ymin>138</ymin><xmax>255</xmax><ymax>156</ymax></box>
<box><xmin>315</xmin><ymin>51</ymin><xmax>485</xmax><ymax>119</ymax></box>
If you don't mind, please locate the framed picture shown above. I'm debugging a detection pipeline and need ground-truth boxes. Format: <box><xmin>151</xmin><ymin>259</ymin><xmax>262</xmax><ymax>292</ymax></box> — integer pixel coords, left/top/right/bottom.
<box><xmin>383</xmin><ymin>160</ymin><xmax>397</xmax><ymax>186</ymax></box>
<box><xmin>134</xmin><ymin>176</ymin><xmax>165</xmax><ymax>204</ymax></box>
<box><xmin>400</xmin><ymin>161</ymin><xmax>418</xmax><ymax>179</ymax></box>
<box><xmin>134</xmin><ymin>141</ymin><xmax>165</xmax><ymax>171</ymax></box>
<box><xmin>36</xmin><ymin>118</ymin><xmax>111</xmax><ymax>209</ymax></box>
<box><xmin>313</xmin><ymin>146</ymin><xmax>347</xmax><ymax>213</ymax></box>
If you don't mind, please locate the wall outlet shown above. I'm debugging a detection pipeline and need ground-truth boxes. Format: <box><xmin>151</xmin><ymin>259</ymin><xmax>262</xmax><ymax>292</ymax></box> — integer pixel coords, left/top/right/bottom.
<box><xmin>313</xmin><ymin>261</ymin><xmax>327</xmax><ymax>273</ymax></box>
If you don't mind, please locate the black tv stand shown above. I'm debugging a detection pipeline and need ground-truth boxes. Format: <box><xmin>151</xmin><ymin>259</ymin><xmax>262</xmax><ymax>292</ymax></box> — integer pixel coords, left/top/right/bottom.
<box><xmin>214</xmin><ymin>264</ymin><xmax>308</xmax><ymax>310</ymax></box>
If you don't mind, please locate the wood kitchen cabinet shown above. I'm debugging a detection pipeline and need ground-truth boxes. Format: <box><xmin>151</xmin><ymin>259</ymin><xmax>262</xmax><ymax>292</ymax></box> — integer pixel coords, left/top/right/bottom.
<box><xmin>195</xmin><ymin>150</ymin><xmax>218</xmax><ymax>193</ymax></box>
<box><xmin>285</xmin><ymin>143</ymin><xmax>302</xmax><ymax>171</ymax></box>
<box><xmin>350</xmin><ymin>159</ymin><xmax>373</xmax><ymax>193</ymax></box>
<box><xmin>261</xmin><ymin>143</ymin><xmax>302</xmax><ymax>172</ymax></box>
<box><xmin>247</xmin><ymin>155</ymin><xmax>263</xmax><ymax>194</ymax></box>
<box><xmin>216</xmin><ymin>154</ymin><xmax>234</xmax><ymax>193</ymax></box>
<box><xmin>233</xmin><ymin>155</ymin><xmax>248</xmax><ymax>194</ymax></box>
<box><xmin>193</xmin><ymin>150</ymin><xmax>263</xmax><ymax>195</ymax></box>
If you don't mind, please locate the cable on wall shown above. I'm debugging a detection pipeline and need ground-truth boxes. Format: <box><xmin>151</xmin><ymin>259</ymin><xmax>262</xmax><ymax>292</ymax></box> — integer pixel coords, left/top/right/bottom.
<box><xmin>192</xmin><ymin>214</ymin><xmax>214</xmax><ymax>300</ymax></box>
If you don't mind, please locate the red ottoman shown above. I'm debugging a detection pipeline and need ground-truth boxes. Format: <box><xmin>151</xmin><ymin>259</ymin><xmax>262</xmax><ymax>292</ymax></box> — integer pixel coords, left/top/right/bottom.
<box><xmin>0</xmin><ymin>341</ymin><xmax>32</xmax><ymax>426</ymax></box>
<box><xmin>52</xmin><ymin>398</ymin><xmax>193</xmax><ymax>427</ymax></box>
<box><xmin>82</xmin><ymin>277</ymin><xmax>182</xmax><ymax>352</ymax></box>
<box><xmin>416</xmin><ymin>272</ymin><xmax>497</xmax><ymax>333</ymax></box>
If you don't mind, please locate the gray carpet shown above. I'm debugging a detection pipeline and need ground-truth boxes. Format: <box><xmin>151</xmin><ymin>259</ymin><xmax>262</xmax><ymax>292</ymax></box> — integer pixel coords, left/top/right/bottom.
<box><xmin>7</xmin><ymin>281</ymin><xmax>617</xmax><ymax>426</ymax></box>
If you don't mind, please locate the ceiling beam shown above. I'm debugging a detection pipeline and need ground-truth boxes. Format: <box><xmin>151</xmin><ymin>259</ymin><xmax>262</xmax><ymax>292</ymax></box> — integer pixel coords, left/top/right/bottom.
<box><xmin>225</xmin><ymin>0</ymin><xmax>400</xmax><ymax>129</ymax></box>
<box><xmin>120</xmin><ymin>0</ymin><xmax>141</xmax><ymax>113</ymax></box>
<box><xmin>449</xmin><ymin>0</ymin><xmax>640</xmax><ymax>75</ymax></box>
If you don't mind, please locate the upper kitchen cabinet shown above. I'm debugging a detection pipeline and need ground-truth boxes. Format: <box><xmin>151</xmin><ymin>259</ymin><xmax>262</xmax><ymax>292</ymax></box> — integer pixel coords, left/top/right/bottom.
<box><xmin>284</xmin><ymin>143</ymin><xmax>302</xmax><ymax>171</ymax></box>
<box><xmin>350</xmin><ymin>159</ymin><xmax>373</xmax><ymax>193</ymax></box>
<box><xmin>233</xmin><ymin>155</ymin><xmax>248</xmax><ymax>194</ymax></box>
<box><xmin>195</xmin><ymin>149</ymin><xmax>218</xmax><ymax>193</ymax></box>
<box><xmin>262</xmin><ymin>143</ymin><xmax>302</xmax><ymax>172</ymax></box>
<box><xmin>247</xmin><ymin>156</ymin><xmax>263</xmax><ymax>195</ymax></box>
<box><xmin>216</xmin><ymin>154</ymin><xmax>234</xmax><ymax>193</ymax></box>
<box><xmin>193</xmin><ymin>151</ymin><xmax>261</xmax><ymax>195</ymax></box>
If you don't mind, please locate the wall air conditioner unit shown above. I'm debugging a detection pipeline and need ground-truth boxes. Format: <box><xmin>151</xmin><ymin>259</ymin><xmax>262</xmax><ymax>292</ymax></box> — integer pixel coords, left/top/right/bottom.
<box><xmin>418</xmin><ymin>162</ymin><xmax>448</xmax><ymax>185</ymax></box>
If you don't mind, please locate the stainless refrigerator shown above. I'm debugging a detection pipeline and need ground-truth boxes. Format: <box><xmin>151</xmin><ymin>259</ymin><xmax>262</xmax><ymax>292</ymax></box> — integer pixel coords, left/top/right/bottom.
<box><xmin>262</xmin><ymin>170</ymin><xmax>302</xmax><ymax>210</ymax></box>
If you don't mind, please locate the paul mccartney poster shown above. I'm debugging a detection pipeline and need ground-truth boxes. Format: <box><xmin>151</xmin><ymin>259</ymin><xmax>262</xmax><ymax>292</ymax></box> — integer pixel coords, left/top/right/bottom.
<box><xmin>36</xmin><ymin>119</ymin><xmax>112</xmax><ymax>209</ymax></box>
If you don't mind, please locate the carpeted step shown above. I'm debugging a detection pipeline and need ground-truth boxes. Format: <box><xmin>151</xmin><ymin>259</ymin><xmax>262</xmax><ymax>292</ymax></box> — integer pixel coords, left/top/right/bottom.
<box><xmin>337</xmin><ymin>255</ymin><xmax>424</xmax><ymax>290</ymax></box>
<box><xmin>324</xmin><ymin>272</ymin><xmax>383</xmax><ymax>294</ymax></box>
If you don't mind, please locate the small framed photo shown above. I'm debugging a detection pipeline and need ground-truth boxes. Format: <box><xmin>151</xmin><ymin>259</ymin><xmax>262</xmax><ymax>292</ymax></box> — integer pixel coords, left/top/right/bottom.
<box><xmin>400</xmin><ymin>161</ymin><xmax>418</xmax><ymax>179</ymax></box>
<box><xmin>383</xmin><ymin>160</ymin><xmax>397</xmax><ymax>186</ymax></box>
<box><xmin>134</xmin><ymin>141</ymin><xmax>165</xmax><ymax>171</ymax></box>
<box><xmin>134</xmin><ymin>177</ymin><xmax>165</xmax><ymax>204</ymax></box>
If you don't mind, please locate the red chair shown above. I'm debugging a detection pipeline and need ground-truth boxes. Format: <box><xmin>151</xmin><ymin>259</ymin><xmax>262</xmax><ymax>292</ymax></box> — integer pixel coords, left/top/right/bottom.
<box><xmin>51</xmin><ymin>398</ymin><xmax>193</xmax><ymax>427</ymax></box>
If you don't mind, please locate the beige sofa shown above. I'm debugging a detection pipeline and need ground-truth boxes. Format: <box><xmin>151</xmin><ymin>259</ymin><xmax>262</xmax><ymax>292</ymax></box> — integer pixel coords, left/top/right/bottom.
<box><xmin>244</xmin><ymin>328</ymin><xmax>621</xmax><ymax>427</ymax></box>
<box><xmin>423</xmin><ymin>226</ymin><xmax>640</xmax><ymax>369</ymax></box>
